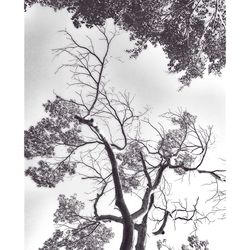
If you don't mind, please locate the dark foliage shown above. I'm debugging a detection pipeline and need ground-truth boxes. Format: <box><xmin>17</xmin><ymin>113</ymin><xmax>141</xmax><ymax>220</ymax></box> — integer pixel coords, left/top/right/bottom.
<box><xmin>157</xmin><ymin>235</ymin><xmax>209</xmax><ymax>249</ymax></box>
<box><xmin>39</xmin><ymin>195</ymin><xmax>114</xmax><ymax>250</ymax></box>
<box><xmin>181</xmin><ymin>235</ymin><xmax>209</xmax><ymax>250</ymax></box>
<box><xmin>25</xmin><ymin>0</ymin><xmax>226</xmax><ymax>88</ymax></box>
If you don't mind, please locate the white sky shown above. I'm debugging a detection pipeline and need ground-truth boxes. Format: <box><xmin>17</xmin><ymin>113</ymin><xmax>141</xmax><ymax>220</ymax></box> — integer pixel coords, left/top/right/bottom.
<box><xmin>24</xmin><ymin>5</ymin><xmax>229</xmax><ymax>250</ymax></box>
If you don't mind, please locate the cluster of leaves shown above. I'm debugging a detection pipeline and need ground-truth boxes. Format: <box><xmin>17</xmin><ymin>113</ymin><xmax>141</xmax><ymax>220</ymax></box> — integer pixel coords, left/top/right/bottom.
<box><xmin>39</xmin><ymin>195</ymin><xmax>114</xmax><ymax>250</ymax></box>
<box><xmin>159</xmin><ymin>111</ymin><xmax>196</xmax><ymax>156</ymax></box>
<box><xmin>157</xmin><ymin>236</ymin><xmax>209</xmax><ymax>250</ymax></box>
<box><xmin>159</xmin><ymin>128</ymin><xmax>186</xmax><ymax>157</ymax></box>
<box><xmin>181</xmin><ymin>235</ymin><xmax>209</xmax><ymax>250</ymax></box>
<box><xmin>25</xmin><ymin>0</ymin><xmax>226</xmax><ymax>87</ymax></box>
<box><xmin>25</xmin><ymin>97</ymin><xmax>85</xmax><ymax>187</ymax></box>
<box><xmin>25</xmin><ymin>97</ymin><xmax>83</xmax><ymax>159</ymax></box>
<box><xmin>159</xmin><ymin>0</ymin><xmax>225</xmax><ymax>88</ymax></box>
<box><xmin>117</xmin><ymin>141</ymin><xmax>143</xmax><ymax>193</ymax></box>
<box><xmin>158</xmin><ymin>111</ymin><xmax>199</xmax><ymax>175</ymax></box>
<box><xmin>118</xmin><ymin>167</ymin><xmax>140</xmax><ymax>193</ymax></box>
<box><xmin>25</xmin><ymin>160</ymin><xmax>76</xmax><ymax>188</ymax></box>
<box><xmin>171</xmin><ymin>111</ymin><xmax>197</xmax><ymax>129</ymax></box>
<box><xmin>53</xmin><ymin>194</ymin><xmax>85</xmax><ymax>223</ymax></box>
<box><xmin>117</xmin><ymin>141</ymin><xmax>143</xmax><ymax>170</ymax></box>
<box><xmin>174</xmin><ymin>152</ymin><xmax>195</xmax><ymax>175</ymax></box>
<box><xmin>157</xmin><ymin>239</ymin><xmax>168</xmax><ymax>250</ymax></box>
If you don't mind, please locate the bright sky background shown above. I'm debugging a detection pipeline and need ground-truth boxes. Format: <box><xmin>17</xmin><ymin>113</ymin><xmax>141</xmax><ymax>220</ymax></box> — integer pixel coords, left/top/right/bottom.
<box><xmin>23</xmin><ymin>5</ymin><xmax>229</xmax><ymax>250</ymax></box>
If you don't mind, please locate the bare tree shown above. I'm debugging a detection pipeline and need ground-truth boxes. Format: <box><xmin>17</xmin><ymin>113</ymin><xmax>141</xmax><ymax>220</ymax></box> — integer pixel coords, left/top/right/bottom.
<box><xmin>25</xmin><ymin>27</ymin><xmax>225</xmax><ymax>250</ymax></box>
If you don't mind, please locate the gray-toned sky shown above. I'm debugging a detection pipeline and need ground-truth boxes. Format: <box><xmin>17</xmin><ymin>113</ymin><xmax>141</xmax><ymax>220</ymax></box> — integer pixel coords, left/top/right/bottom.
<box><xmin>25</xmin><ymin>5</ymin><xmax>226</xmax><ymax>250</ymax></box>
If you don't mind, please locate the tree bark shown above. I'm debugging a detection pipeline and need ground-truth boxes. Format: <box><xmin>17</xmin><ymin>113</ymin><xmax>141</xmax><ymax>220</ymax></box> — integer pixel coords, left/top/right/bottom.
<box><xmin>135</xmin><ymin>216</ymin><xmax>148</xmax><ymax>250</ymax></box>
<box><xmin>135</xmin><ymin>194</ymin><xmax>154</xmax><ymax>250</ymax></box>
<box><xmin>103</xmin><ymin>139</ymin><xmax>134</xmax><ymax>250</ymax></box>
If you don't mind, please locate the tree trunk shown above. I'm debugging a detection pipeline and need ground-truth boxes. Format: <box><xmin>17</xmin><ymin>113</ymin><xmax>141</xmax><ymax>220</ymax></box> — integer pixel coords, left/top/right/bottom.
<box><xmin>135</xmin><ymin>193</ymin><xmax>154</xmax><ymax>250</ymax></box>
<box><xmin>103</xmin><ymin>139</ymin><xmax>134</xmax><ymax>250</ymax></box>
<box><xmin>135</xmin><ymin>224</ymin><xmax>147</xmax><ymax>250</ymax></box>
<box><xmin>135</xmin><ymin>214</ymin><xmax>148</xmax><ymax>250</ymax></box>
<box><xmin>118</xmin><ymin>202</ymin><xmax>134</xmax><ymax>250</ymax></box>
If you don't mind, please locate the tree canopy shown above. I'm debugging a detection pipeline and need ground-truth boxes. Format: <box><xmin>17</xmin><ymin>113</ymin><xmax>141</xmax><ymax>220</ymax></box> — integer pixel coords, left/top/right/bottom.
<box><xmin>25</xmin><ymin>27</ymin><xmax>226</xmax><ymax>250</ymax></box>
<box><xmin>25</xmin><ymin>0</ymin><xmax>226</xmax><ymax>88</ymax></box>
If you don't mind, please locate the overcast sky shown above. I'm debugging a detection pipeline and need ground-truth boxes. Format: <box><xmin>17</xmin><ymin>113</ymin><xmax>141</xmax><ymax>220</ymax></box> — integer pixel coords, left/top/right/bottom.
<box><xmin>25</xmin><ymin>5</ymin><xmax>226</xmax><ymax>250</ymax></box>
